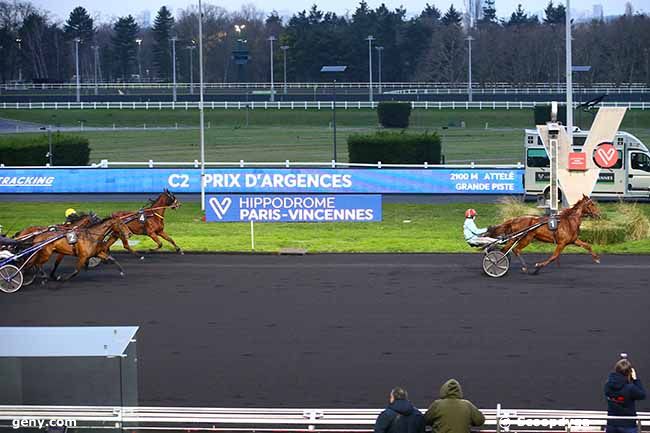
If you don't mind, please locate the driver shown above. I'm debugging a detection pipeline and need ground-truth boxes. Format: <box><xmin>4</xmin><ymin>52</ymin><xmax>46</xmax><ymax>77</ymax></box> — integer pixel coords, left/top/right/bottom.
<box><xmin>463</xmin><ymin>209</ymin><xmax>498</xmax><ymax>247</ymax></box>
<box><xmin>64</xmin><ymin>208</ymin><xmax>81</xmax><ymax>224</ymax></box>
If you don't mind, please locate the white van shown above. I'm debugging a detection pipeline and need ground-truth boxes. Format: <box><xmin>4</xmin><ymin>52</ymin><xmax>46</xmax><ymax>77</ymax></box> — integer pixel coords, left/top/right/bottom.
<box><xmin>524</xmin><ymin>128</ymin><xmax>650</xmax><ymax>199</ymax></box>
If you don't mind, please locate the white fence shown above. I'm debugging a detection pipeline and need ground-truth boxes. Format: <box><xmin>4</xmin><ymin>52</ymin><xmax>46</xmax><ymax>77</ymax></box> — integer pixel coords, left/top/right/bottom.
<box><xmin>0</xmin><ymin>161</ymin><xmax>524</xmax><ymax>169</ymax></box>
<box><xmin>0</xmin><ymin>405</ymin><xmax>648</xmax><ymax>432</ymax></box>
<box><xmin>1</xmin><ymin>101</ymin><xmax>648</xmax><ymax>110</ymax></box>
<box><xmin>2</xmin><ymin>81</ymin><xmax>649</xmax><ymax>92</ymax></box>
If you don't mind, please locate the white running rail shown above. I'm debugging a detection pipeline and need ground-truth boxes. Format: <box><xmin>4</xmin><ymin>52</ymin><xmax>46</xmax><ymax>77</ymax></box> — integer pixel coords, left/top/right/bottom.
<box><xmin>0</xmin><ymin>406</ymin><xmax>648</xmax><ymax>432</ymax></box>
<box><xmin>0</xmin><ymin>101</ymin><xmax>648</xmax><ymax>110</ymax></box>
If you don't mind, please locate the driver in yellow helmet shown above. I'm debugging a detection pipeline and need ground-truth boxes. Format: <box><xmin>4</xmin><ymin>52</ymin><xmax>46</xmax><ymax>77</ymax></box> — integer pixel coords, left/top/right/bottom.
<box><xmin>64</xmin><ymin>208</ymin><xmax>80</xmax><ymax>224</ymax></box>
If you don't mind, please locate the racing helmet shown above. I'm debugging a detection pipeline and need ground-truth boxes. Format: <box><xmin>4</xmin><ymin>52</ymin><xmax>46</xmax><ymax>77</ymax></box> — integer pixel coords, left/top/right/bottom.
<box><xmin>65</xmin><ymin>208</ymin><xmax>77</xmax><ymax>218</ymax></box>
<box><xmin>465</xmin><ymin>208</ymin><xmax>477</xmax><ymax>218</ymax></box>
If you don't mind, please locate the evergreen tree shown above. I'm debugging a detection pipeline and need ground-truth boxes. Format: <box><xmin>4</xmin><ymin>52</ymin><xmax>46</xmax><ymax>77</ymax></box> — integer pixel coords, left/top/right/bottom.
<box><xmin>543</xmin><ymin>1</ymin><xmax>566</xmax><ymax>25</ymax></box>
<box><xmin>507</xmin><ymin>4</ymin><xmax>539</xmax><ymax>26</ymax></box>
<box><xmin>64</xmin><ymin>6</ymin><xmax>94</xmax><ymax>41</ymax></box>
<box><xmin>421</xmin><ymin>3</ymin><xmax>441</xmax><ymax>22</ymax></box>
<box><xmin>441</xmin><ymin>5</ymin><xmax>463</xmax><ymax>26</ymax></box>
<box><xmin>480</xmin><ymin>0</ymin><xmax>497</xmax><ymax>24</ymax></box>
<box><xmin>112</xmin><ymin>15</ymin><xmax>139</xmax><ymax>80</ymax></box>
<box><xmin>151</xmin><ymin>6</ymin><xmax>174</xmax><ymax>80</ymax></box>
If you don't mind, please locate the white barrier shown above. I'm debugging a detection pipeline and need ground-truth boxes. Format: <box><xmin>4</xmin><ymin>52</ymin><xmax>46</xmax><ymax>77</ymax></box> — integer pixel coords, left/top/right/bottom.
<box><xmin>0</xmin><ymin>101</ymin><xmax>647</xmax><ymax>110</ymax></box>
<box><xmin>0</xmin><ymin>161</ymin><xmax>525</xmax><ymax>170</ymax></box>
<box><xmin>0</xmin><ymin>406</ymin><xmax>648</xmax><ymax>431</ymax></box>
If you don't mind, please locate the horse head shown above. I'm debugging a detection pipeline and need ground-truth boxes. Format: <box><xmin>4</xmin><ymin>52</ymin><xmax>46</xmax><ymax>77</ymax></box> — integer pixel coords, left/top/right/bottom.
<box><xmin>579</xmin><ymin>195</ymin><xmax>601</xmax><ymax>219</ymax></box>
<box><xmin>163</xmin><ymin>188</ymin><xmax>181</xmax><ymax>209</ymax></box>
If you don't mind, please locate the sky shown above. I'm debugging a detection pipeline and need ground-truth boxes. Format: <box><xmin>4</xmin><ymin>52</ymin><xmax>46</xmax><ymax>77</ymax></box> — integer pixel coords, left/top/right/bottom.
<box><xmin>36</xmin><ymin>0</ymin><xmax>648</xmax><ymax>23</ymax></box>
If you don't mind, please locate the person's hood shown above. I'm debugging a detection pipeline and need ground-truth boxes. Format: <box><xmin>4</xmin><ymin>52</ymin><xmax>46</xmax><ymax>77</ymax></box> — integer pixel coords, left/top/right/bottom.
<box><xmin>606</xmin><ymin>372</ymin><xmax>628</xmax><ymax>394</ymax></box>
<box><xmin>388</xmin><ymin>399</ymin><xmax>415</xmax><ymax>416</ymax></box>
<box><xmin>440</xmin><ymin>379</ymin><xmax>463</xmax><ymax>399</ymax></box>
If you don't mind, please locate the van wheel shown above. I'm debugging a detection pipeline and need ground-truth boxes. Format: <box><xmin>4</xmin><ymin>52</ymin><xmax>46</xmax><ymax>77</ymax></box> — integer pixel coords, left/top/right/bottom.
<box><xmin>543</xmin><ymin>187</ymin><xmax>564</xmax><ymax>203</ymax></box>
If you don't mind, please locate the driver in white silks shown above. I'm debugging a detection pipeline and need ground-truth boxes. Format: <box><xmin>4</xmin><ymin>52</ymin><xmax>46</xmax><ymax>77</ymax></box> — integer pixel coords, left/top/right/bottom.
<box><xmin>463</xmin><ymin>208</ymin><xmax>498</xmax><ymax>248</ymax></box>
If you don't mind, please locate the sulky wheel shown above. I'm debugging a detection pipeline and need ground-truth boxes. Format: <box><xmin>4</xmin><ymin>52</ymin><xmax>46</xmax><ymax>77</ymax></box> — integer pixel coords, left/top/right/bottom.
<box><xmin>0</xmin><ymin>264</ymin><xmax>24</xmax><ymax>293</ymax></box>
<box><xmin>482</xmin><ymin>250</ymin><xmax>510</xmax><ymax>278</ymax></box>
<box><xmin>21</xmin><ymin>266</ymin><xmax>38</xmax><ymax>287</ymax></box>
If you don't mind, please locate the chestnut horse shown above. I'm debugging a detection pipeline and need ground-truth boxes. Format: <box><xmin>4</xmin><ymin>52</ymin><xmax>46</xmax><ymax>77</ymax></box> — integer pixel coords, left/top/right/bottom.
<box><xmin>486</xmin><ymin>195</ymin><xmax>601</xmax><ymax>274</ymax></box>
<box><xmin>30</xmin><ymin>216</ymin><xmax>132</xmax><ymax>281</ymax></box>
<box><xmin>13</xmin><ymin>212</ymin><xmax>101</xmax><ymax>242</ymax></box>
<box><xmin>109</xmin><ymin>189</ymin><xmax>182</xmax><ymax>255</ymax></box>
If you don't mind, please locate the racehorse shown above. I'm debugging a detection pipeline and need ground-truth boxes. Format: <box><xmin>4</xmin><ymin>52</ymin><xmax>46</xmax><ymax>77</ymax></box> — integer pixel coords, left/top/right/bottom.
<box><xmin>29</xmin><ymin>216</ymin><xmax>133</xmax><ymax>281</ymax></box>
<box><xmin>109</xmin><ymin>189</ymin><xmax>182</xmax><ymax>255</ymax></box>
<box><xmin>486</xmin><ymin>195</ymin><xmax>601</xmax><ymax>274</ymax></box>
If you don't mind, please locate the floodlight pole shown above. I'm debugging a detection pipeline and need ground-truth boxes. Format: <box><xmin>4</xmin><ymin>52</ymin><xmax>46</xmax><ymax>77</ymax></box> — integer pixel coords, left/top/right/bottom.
<box><xmin>466</xmin><ymin>36</ymin><xmax>474</xmax><ymax>102</ymax></box>
<box><xmin>171</xmin><ymin>36</ymin><xmax>178</xmax><ymax>102</ymax></box>
<box><xmin>186</xmin><ymin>44</ymin><xmax>196</xmax><ymax>95</ymax></box>
<box><xmin>565</xmin><ymin>0</ymin><xmax>573</xmax><ymax>145</ymax></box>
<box><xmin>333</xmin><ymin>79</ymin><xmax>337</xmax><ymax>162</ymax></box>
<box><xmin>74</xmin><ymin>38</ymin><xmax>81</xmax><ymax>103</ymax></box>
<box><xmin>366</xmin><ymin>36</ymin><xmax>374</xmax><ymax>103</ymax></box>
<box><xmin>198</xmin><ymin>0</ymin><xmax>206</xmax><ymax>211</ymax></box>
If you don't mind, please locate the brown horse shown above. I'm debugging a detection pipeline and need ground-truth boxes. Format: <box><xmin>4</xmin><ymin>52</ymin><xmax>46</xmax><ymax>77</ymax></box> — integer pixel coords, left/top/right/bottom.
<box><xmin>486</xmin><ymin>195</ymin><xmax>601</xmax><ymax>274</ymax></box>
<box><xmin>29</xmin><ymin>216</ymin><xmax>133</xmax><ymax>281</ymax></box>
<box><xmin>109</xmin><ymin>189</ymin><xmax>182</xmax><ymax>255</ymax></box>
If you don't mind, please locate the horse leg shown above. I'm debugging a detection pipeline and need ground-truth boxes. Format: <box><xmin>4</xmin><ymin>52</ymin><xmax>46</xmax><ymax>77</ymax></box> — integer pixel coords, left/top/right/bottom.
<box><xmin>533</xmin><ymin>243</ymin><xmax>568</xmax><ymax>274</ymax></box>
<box><xmin>49</xmin><ymin>254</ymin><xmax>65</xmax><ymax>280</ymax></box>
<box><xmin>511</xmin><ymin>233</ymin><xmax>535</xmax><ymax>273</ymax></box>
<box><xmin>574</xmin><ymin>238</ymin><xmax>600</xmax><ymax>264</ymax></box>
<box><xmin>147</xmin><ymin>232</ymin><xmax>164</xmax><ymax>252</ymax></box>
<box><xmin>60</xmin><ymin>257</ymin><xmax>84</xmax><ymax>282</ymax></box>
<box><xmin>100</xmin><ymin>252</ymin><xmax>125</xmax><ymax>277</ymax></box>
<box><xmin>158</xmin><ymin>230</ymin><xmax>183</xmax><ymax>254</ymax></box>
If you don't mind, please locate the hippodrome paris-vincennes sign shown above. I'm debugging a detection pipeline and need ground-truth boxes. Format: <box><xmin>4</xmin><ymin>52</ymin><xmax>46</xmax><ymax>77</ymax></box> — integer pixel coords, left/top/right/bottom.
<box><xmin>205</xmin><ymin>194</ymin><xmax>382</xmax><ymax>222</ymax></box>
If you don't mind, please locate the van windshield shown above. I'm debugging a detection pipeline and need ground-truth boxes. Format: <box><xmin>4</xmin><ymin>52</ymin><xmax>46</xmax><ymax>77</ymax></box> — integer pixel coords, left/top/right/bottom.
<box><xmin>527</xmin><ymin>148</ymin><xmax>549</xmax><ymax>168</ymax></box>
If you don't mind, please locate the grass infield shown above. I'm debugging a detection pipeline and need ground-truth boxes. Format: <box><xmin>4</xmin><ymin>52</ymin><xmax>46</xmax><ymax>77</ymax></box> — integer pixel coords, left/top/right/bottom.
<box><xmin>1</xmin><ymin>109</ymin><xmax>648</xmax><ymax>165</ymax></box>
<box><xmin>2</xmin><ymin>201</ymin><xmax>650</xmax><ymax>254</ymax></box>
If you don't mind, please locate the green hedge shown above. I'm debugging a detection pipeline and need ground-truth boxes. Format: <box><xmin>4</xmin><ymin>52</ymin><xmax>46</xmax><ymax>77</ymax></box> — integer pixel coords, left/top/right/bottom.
<box><xmin>348</xmin><ymin>131</ymin><xmax>441</xmax><ymax>164</ymax></box>
<box><xmin>377</xmin><ymin>102</ymin><xmax>412</xmax><ymax>128</ymax></box>
<box><xmin>534</xmin><ymin>104</ymin><xmax>567</xmax><ymax>125</ymax></box>
<box><xmin>0</xmin><ymin>133</ymin><xmax>90</xmax><ymax>166</ymax></box>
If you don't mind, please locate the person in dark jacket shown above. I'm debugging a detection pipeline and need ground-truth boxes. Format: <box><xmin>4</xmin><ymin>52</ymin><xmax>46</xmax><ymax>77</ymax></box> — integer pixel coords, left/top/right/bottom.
<box><xmin>605</xmin><ymin>358</ymin><xmax>646</xmax><ymax>433</ymax></box>
<box><xmin>424</xmin><ymin>379</ymin><xmax>485</xmax><ymax>433</ymax></box>
<box><xmin>374</xmin><ymin>387</ymin><xmax>425</xmax><ymax>433</ymax></box>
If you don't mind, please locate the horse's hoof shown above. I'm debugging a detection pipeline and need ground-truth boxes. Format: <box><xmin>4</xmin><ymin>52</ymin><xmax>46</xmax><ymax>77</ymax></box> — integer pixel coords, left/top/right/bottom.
<box><xmin>177</xmin><ymin>249</ymin><xmax>184</xmax><ymax>255</ymax></box>
<box><xmin>120</xmin><ymin>272</ymin><xmax>125</xmax><ymax>277</ymax></box>
<box><xmin>594</xmin><ymin>258</ymin><xmax>601</xmax><ymax>264</ymax></box>
<box><xmin>521</xmin><ymin>267</ymin><xmax>528</xmax><ymax>273</ymax></box>
<box><xmin>139</xmin><ymin>256</ymin><xmax>145</xmax><ymax>261</ymax></box>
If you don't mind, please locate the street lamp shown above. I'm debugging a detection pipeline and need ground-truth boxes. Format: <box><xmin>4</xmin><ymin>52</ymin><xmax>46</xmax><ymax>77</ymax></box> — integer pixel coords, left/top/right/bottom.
<box><xmin>466</xmin><ymin>36</ymin><xmax>473</xmax><ymax>102</ymax></box>
<box><xmin>40</xmin><ymin>126</ymin><xmax>53</xmax><ymax>165</ymax></box>
<box><xmin>366</xmin><ymin>36</ymin><xmax>375</xmax><ymax>103</ymax></box>
<box><xmin>92</xmin><ymin>45</ymin><xmax>99</xmax><ymax>96</ymax></box>
<box><xmin>74</xmin><ymin>37</ymin><xmax>81</xmax><ymax>103</ymax></box>
<box><xmin>186</xmin><ymin>42</ymin><xmax>196</xmax><ymax>95</ymax></box>
<box><xmin>170</xmin><ymin>36</ymin><xmax>178</xmax><ymax>102</ymax></box>
<box><xmin>268</xmin><ymin>36</ymin><xmax>276</xmax><ymax>102</ymax></box>
<box><xmin>280</xmin><ymin>45</ymin><xmax>289</xmax><ymax>96</ymax></box>
<box><xmin>135</xmin><ymin>38</ymin><xmax>143</xmax><ymax>81</ymax></box>
<box><xmin>320</xmin><ymin>66</ymin><xmax>347</xmax><ymax>163</ymax></box>
<box><xmin>198</xmin><ymin>0</ymin><xmax>206</xmax><ymax>211</ymax></box>
<box><xmin>375</xmin><ymin>46</ymin><xmax>384</xmax><ymax>95</ymax></box>
<box><xmin>15</xmin><ymin>38</ymin><xmax>22</xmax><ymax>82</ymax></box>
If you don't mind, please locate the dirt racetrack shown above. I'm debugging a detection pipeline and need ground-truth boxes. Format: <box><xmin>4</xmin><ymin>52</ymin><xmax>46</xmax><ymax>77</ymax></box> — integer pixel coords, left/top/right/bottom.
<box><xmin>1</xmin><ymin>253</ymin><xmax>649</xmax><ymax>411</ymax></box>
